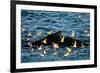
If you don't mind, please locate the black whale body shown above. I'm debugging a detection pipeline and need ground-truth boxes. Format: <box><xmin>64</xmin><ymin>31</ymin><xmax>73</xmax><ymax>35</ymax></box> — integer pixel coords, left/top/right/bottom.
<box><xmin>25</xmin><ymin>31</ymin><xmax>89</xmax><ymax>48</ymax></box>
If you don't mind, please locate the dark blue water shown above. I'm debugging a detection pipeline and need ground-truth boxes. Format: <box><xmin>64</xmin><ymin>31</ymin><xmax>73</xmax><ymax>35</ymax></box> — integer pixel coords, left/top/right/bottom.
<box><xmin>21</xmin><ymin>10</ymin><xmax>90</xmax><ymax>63</ymax></box>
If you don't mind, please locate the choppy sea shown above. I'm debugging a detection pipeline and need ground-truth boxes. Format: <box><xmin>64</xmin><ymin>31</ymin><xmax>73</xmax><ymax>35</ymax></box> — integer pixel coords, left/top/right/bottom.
<box><xmin>21</xmin><ymin>10</ymin><xmax>90</xmax><ymax>63</ymax></box>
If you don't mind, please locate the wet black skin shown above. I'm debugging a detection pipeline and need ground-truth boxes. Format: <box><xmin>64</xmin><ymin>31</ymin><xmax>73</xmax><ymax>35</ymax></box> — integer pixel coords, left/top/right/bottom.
<box><xmin>26</xmin><ymin>31</ymin><xmax>89</xmax><ymax>48</ymax></box>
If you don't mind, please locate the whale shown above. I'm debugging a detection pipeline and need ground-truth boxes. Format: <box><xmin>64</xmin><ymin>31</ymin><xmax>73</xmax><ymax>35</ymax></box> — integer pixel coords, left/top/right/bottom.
<box><xmin>26</xmin><ymin>31</ymin><xmax>89</xmax><ymax>49</ymax></box>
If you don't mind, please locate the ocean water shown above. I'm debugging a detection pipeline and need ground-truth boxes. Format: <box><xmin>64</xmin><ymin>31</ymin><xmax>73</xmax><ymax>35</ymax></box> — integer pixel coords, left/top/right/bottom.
<box><xmin>21</xmin><ymin>10</ymin><xmax>90</xmax><ymax>63</ymax></box>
